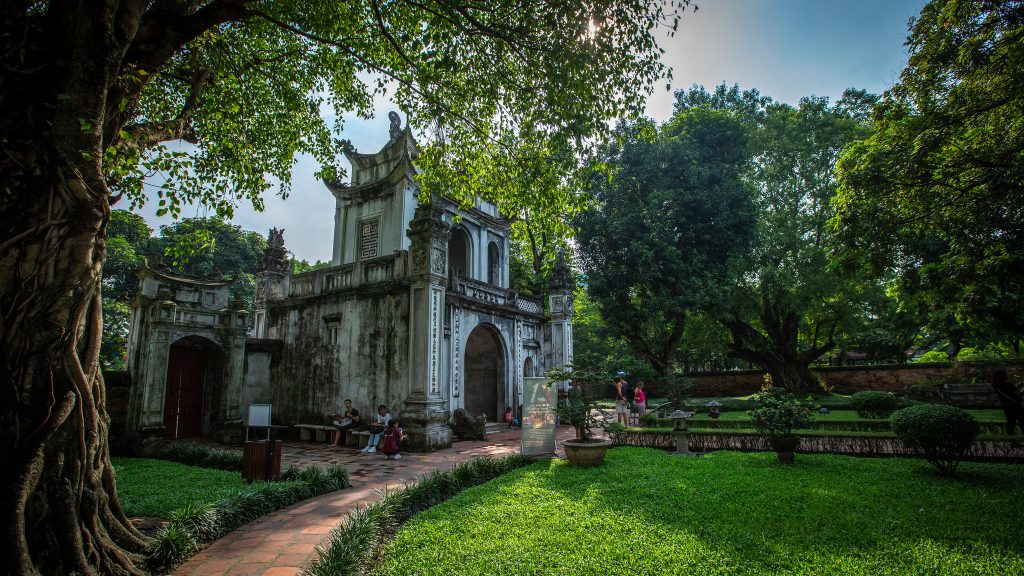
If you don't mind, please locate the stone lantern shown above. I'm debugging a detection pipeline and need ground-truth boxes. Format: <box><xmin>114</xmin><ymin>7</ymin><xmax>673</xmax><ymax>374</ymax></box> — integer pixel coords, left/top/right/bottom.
<box><xmin>668</xmin><ymin>409</ymin><xmax>695</xmax><ymax>457</ymax></box>
<box><xmin>705</xmin><ymin>400</ymin><xmax>722</xmax><ymax>419</ymax></box>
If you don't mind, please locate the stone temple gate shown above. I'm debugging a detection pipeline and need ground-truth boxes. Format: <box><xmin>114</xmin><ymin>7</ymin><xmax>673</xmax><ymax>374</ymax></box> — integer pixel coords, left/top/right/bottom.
<box><xmin>125</xmin><ymin>115</ymin><xmax>573</xmax><ymax>449</ymax></box>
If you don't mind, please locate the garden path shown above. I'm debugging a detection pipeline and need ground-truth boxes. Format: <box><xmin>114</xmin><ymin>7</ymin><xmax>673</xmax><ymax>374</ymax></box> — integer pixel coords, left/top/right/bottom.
<box><xmin>172</xmin><ymin>426</ymin><xmax>577</xmax><ymax>576</ymax></box>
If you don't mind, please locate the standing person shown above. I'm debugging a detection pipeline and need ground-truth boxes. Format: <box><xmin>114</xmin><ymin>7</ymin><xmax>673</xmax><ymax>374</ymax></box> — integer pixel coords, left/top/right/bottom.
<box><xmin>633</xmin><ymin>381</ymin><xmax>647</xmax><ymax>421</ymax></box>
<box><xmin>614</xmin><ymin>374</ymin><xmax>630</xmax><ymax>425</ymax></box>
<box><xmin>991</xmin><ymin>369</ymin><xmax>1024</xmax><ymax>435</ymax></box>
<box><xmin>362</xmin><ymin>404</ymin><xmax>392</xmax><ymax>453</ymax></box>
<box><xmin>329</xmin><ymin>399</ymin><xmax>360</xmax><ymax>447</ymax></box>
<box><xmin>381</xmin><ymin>420</ymin><xmax>404</xmax><ymax>460</ymax></box>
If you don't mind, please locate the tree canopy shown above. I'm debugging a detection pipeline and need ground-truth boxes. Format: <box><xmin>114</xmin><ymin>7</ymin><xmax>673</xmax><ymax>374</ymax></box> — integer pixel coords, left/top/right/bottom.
<box><xmin>576</xmin><ymin>110</ymin><xmax>756</xmax><ymax>375</ymax></box>
<box><xmin>835</xmin><ymin>0</ymin><xmax>1024</xmax><ymax>353</ymax></box>
<box><xmin>670</xmin><ymin>85</ymin><xmax>874</xmax><ymax>391</ymax></box>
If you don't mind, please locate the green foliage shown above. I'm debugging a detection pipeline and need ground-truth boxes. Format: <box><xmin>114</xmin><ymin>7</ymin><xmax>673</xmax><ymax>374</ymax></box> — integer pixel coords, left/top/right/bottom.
<box><xmin>151</xmin><ymin>217</ymin><xmax>265</xmax><ymax>280</ymax></box>
<box><xmin>834</xmin><ymin>0</ymin><xmax>1024</xmax><ymax>349</ymax></box>
<box><xmin>306</xmin><ymin>454</ymin><xmax>533</xmax><ymax>576</ymax></box>
<box><xmin>850</xmin><ymin>391</ymin><xmax>906</xmax><ymax>419</ymax></box>
<box><xmin>291</xmin><ymin>258</ymin><xmax>332</xmax><ymax>274</ymax></box>
<box><xmin>747</xmin><ymin>385</ymin><xmax>815</xmax><ymax>436</ymax></box>
<box><xmin>891</xmin><ymin>404</ymin><xmax>981</xmax><ymax>475</ymax></box>
<box><xmin>100</xmin><ymin>300</ymin><xmax>131</xmax><ymax>370</ymax></box>
<box><xmin>676</xmin><ymin>85</ymin><xmax>875</xmax><ymax>392</ymax></box>
<box><xmin>914</xmin><ymin>350</ymin><xmax>950</xmax><ymax>363</ymax></box>
<box><xmin>147</xmin><ymin>441</ymin><xmax>244</xmax><ymax>471</ymax></box>
<box><xmin>374</xmin><ymin>449</ymin><xmax>1024</xmax><ymax>575</ymax></box>
<box><xmin>576</xmin><ymin>109</ymin><xmax>756</xmax><ymax>375</ymax></box>
<box><xmin>956</xmin><ymin>343</ymin><xmax>1014</xmax><ymax>363</ymax></box>
<box><xmin>112</xmin><ymin>458</ymin><xmax>247</xmax><ymax>519</ymax></box>
<box><xmin>147</xmin><ymin>463</ymin><xmax>349</xmax><ymax>572</ymax></box>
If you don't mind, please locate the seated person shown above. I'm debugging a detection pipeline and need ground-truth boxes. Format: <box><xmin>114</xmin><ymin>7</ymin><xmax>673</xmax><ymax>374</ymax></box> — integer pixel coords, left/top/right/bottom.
<box><xmin>362</xmin><ymin>404</ymin><xmax>392</xmax><ymax>453</ymax></box>
<box><xmin>381</xmin><ymin>420</ymin><xmax>404</xmax><ymax>460</ymax></box>
<box><xmin>329</xmin><ymin>399</ymin><xmax>360</xmax><ymax>447</ymax></box>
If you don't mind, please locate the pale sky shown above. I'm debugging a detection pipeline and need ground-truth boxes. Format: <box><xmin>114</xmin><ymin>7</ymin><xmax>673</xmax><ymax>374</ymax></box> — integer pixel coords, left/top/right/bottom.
<box><xmin>128</xmin><ymin>0</ymin><xmax>927</xmax><ymax>263</ymax></box>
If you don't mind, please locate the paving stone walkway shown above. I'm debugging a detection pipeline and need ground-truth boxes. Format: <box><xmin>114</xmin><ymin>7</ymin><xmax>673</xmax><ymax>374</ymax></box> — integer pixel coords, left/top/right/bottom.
<box><xmin>173</xmin><ymin>426</ymin><xmax>576</xmax><ymax>576</ymax></box>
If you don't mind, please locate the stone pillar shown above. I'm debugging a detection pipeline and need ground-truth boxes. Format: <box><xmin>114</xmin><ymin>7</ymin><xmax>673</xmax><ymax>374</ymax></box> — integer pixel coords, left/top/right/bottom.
<box><xmin>130</xmin><ymin>301</ymin><xmax>175</xmax><ymax>437</ymax></box>
<box><xmin>254</xmin><ymin>228</ymin><xmax>290</xmax><ymax>338</ymax></box>
<box><xmin>547</xmin><ymin>252</ymin><xmax>575</xmax><ymax>392</ymax></box>
<box><xmin>401</xmin><ymin>202</ymin><xmax>454</xmax><ymax>450</ymax></box>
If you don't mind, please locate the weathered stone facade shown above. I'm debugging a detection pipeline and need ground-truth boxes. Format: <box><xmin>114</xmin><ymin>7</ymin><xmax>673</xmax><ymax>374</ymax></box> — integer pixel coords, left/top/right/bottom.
<box><xmin>125</xmin><ymin>267</ymin><xmax>248</xmax><ymax>441</ymax></box>
<box><xmin>125</xmin><ymin>116</ymin><xmax>572</xmax><ymax>448</ymax></box>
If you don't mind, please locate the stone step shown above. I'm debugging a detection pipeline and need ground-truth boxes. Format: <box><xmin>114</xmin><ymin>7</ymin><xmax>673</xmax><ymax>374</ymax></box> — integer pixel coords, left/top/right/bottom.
<box><xmin>485</xmin><ymin>422</ymin><xmax>507</xmax><ymax>434</ymax></box>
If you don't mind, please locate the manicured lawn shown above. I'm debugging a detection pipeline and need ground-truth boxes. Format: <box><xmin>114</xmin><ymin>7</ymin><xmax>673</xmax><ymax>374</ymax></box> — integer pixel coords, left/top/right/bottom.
<box><xmin>376</xmin><ymin>449</ymin><xmax>1024</xmax><ymax>575</ymax></box>
<box><xmin>113</xmin><ymin>457</ymin><xmax>248</xmax><ymax>518</ymax></box>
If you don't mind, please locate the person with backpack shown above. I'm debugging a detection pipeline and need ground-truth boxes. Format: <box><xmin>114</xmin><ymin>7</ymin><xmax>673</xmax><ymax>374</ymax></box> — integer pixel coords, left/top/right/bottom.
<box><xmin>381</xmin><ymin>420</ymin><xmax>404</xmax><ymax>460</ymax></box>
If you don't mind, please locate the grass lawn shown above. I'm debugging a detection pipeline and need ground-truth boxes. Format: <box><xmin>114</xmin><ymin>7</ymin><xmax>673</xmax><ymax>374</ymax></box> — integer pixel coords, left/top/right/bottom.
<box><xmin>376</xmin><ymin>449</ymin><xmax>1024</xmax><ymax>575</ymax></box>
<box><xmin>113</xmin><ymin>457</ymin><xmax>248</xmax><ymax>518</ymax></box>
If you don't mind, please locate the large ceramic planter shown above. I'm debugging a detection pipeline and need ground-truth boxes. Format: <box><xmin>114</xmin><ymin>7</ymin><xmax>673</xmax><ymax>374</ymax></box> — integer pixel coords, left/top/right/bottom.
<box><xmin>767</xmin><ymin>435</ymin><xmax>800</xmax><ymax>464</ymax></box>
<box><xmin>563</xmin><ymin>438</ymin><xmax>612</xmax><ymax>467</ymax></box>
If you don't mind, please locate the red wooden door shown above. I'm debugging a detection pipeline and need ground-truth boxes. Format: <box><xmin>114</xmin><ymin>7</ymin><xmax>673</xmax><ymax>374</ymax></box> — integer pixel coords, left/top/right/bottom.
<box><xmin>163</xmin><ymin>346</ymin><xmax>206</xmax><ymax>438</ymax></box>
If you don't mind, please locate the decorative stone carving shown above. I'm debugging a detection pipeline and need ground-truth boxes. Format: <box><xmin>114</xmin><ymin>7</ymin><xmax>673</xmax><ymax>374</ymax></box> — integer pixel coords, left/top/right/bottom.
<box><xmin>431</xmin><ymin>247</ymin><xmax>446</xmax><ymax>275</ymax></box>
<box><xmin>452</xmin><ymin>311</ymin><xmax>461</xmax><ymax>397</ymax></box>
<box><xmin>451</xmin><ymin>408</ymin><xmax>486</xmax><ymax>441</ymax></box>
<box><xmin>389</xmin><ymin>111</ymin><xmax>402</xmax><ymax>140</ymax></box>
<box><xmin>260</xmin><ymin>227</ymin><xmax>290</xmax><ymax>274</ymax></box>
<box><xmin>548</xmin><ymin>249</ymin><xmax>575</xmax><ymax>292</ymax></box>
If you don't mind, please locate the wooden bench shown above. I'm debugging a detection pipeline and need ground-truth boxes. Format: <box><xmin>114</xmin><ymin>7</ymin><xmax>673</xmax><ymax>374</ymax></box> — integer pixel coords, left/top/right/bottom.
<box><xmin>294</xmin><ymin>424</ymin><xmax>335</xmax><ymax>442</ymax></box>
<box><xmin>352</xmin><ymin>430</ymin><xmax>372</xmax><ymax>448</ymax></box>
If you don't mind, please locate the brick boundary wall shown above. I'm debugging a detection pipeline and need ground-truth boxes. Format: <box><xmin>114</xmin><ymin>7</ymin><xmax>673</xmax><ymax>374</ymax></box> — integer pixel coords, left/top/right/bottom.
<box><xmin>684</xmin><ymin>361</ymin><xmax>1024</xmax><ymax>397</ymax></box>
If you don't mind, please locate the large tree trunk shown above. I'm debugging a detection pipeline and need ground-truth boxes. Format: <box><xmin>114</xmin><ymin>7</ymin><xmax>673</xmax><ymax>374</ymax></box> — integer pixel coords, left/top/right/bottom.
<box><xmin>0</xmin><ymin>170</ymin><xmax>150</xmax><ymax>574</ymax></box>
<box><xmin>1</xmin><ymin>5</ymin><xmax>153</xmax><ymax>573</ymax></box>
<box><xmin>2</xmin><ymin>2</ymin><xmax>252</xmax><ymax>571</ymax></box>
<box><xmin>721</xmin><ymin>306</ymin><xmax>833</xmax><ymax>393</ymax></box>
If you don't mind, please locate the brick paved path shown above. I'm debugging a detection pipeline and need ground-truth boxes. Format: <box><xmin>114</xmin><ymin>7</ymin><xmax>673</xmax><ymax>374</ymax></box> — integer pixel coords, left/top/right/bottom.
<box><xmin>173</xmin><ymin>427</ymin><xmax>575</xmax><ymax>576</ymax></box>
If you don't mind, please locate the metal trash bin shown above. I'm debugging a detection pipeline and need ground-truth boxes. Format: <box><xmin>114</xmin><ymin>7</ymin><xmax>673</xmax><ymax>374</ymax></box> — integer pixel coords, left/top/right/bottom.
<box><xmin>242</xmin><ymin>440</ymin><xmax>282</xmax><ymax>482</ymax></box>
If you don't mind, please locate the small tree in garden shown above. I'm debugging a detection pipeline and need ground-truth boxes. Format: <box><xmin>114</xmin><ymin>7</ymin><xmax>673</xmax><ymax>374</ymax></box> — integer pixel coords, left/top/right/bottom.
<box><xmin>748</xmin><ymin>383</ymin><xmax>814</xmax><ymax>437</ymax></box>
<box><xmin>547</xmin><ymin>354</ymin><xmax>610</xmax><ymax>440</ymax></box>
<box><xmin>891</xmin><ymin>404</ymin><xmax>980</xmax><ymax>475</ymax></box>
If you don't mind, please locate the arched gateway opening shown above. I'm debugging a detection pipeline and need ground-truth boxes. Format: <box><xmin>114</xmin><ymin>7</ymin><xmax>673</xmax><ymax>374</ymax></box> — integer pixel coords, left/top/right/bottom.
<box><xmin>463</xmin><ymin>325</ymin><xmax>506</xmax><ymax>422</ymax></box>
<box><xmin>163</xmin><ymin>336</ymin><xmax>223</xmax><ymax>439</ymax></box>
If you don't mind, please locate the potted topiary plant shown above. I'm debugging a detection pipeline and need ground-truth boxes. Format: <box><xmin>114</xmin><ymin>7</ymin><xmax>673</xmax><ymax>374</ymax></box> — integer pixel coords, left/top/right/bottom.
<box><xmin>547</xmin><ymin>357</ymin><xmax>612</xmax><ymax>467</ymax></box>
<box><xmin>748</xmin><ymin>384</ymin><xmax>814</xmax><ymax>464</ymax></box>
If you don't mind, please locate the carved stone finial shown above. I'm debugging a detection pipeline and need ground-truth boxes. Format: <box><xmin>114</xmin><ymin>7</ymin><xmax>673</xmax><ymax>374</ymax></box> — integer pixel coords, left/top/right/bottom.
<box><xmin>388</xmin><ymin>111</ymin><xmax>402</xmax><ymax>140</ymax></box>
<box><xmin>337</xmin><ymin>138</ymin><xmax>357</xmax><ymax>155</ymax></box>
<box><xmin>548</xmin><ymin>249</ymin><xmax>575</xmax><ymax>291</ymax></box>
<box><xmin>260</xmin><ymin>228</ymin><xmax>290</xmax><ymax>274</ymax></box>
<box><xmin>268</xmin><ymin>228</ymin><xmax>285</xmax><ymax>249</ymax></box>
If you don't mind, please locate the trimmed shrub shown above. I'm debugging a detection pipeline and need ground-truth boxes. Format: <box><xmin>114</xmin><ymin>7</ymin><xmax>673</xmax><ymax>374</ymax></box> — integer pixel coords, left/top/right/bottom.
<box><xmin>147</xmin><ymin>463</ymin><xmax>349</xmax><ymax>572</ymax></box>
<box><xmin>890</xmin><ymin>404</ymin><xmax>980</xmax><ymax>475</ymax></box>
<box><xmin>306</xmin><ymin>454</ymin><xmax>533</xmax><ymax>576</ymax></box>
<box><xmin>851</xmin><ymin>391</ymin><xmax>905</xmax><ymax>419</ymax></box>
<box><xmin>149</xmin><ymin>441</ymin><xmax>243</xmax><ymax>471</ymax></box>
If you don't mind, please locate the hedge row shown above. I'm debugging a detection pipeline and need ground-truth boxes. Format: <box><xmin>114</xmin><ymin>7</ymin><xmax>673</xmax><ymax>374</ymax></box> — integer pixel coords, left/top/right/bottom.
<box><xmin>305</xmin><ymin>454</ymin><xmax>534</xmax><ymax>576</ymax></box>
<box><xmin>638</xmin><ymin>415</ymin><xmax>1006</xmax><ymax>435</ymax></box>
<box><xmin>606</xmin><ymin>428</ymin><xmax>1024</xmax><ymax>462</ymax></box>
<box><xmin>148</xmin><ymin>464</ymin><xmax>350</xmax><ymax>573</ymax></box>
<box><xmin>145</xmin><ymin>441</ymin><xmax>243</xmax><ymax>472</ymax></box>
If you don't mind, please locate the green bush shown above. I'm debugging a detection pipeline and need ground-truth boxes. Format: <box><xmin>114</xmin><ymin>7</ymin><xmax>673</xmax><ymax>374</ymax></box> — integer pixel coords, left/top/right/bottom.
<box><xmin>149</xmin><ymin>441</ymin><xmax>243</xmax><ymax>471</ymax></box>
<box><xmin>748</xmin><ymin>386</ymin><xmax>814</xmax><ymax>436</ymax></box>
<box><xmin>306</xmin><ymin>454</ymin><xmax>533</xmax><ymax>576</ymax></box>
<box><xmin>147</xmin><ymin>463</ymin><xmax>349</xmax><ymax>573</ymax></box>
<box><xmin>890</xmin><ymin>404</ymin><xmax>980</xmax><ymax>475</ymax></box>
<box><xmin>851</xmin><ymin>391</ymin><xmax>905</xmax><ymax>419</ymax></box>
